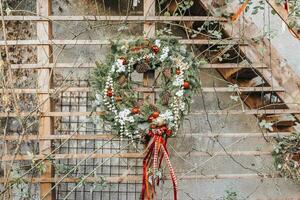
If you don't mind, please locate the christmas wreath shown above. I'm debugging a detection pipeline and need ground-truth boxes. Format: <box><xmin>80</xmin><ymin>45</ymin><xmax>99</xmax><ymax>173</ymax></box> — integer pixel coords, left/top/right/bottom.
<box><xmin>92</xmin><ymin>36</ymin><xmax>200</xmax><ymax>139</ymax></box>
<box><xmin>91</xmin><ymin>36</ymin><xmax>200</xmax><ymax>199</ymax></box>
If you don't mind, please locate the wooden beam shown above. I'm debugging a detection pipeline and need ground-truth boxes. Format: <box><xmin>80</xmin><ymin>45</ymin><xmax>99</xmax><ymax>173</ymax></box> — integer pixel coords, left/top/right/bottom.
<box><xmin>1</xmin><ymin>15</ymin><xmax>227</xmax><ymax>22</ymax></box>
<box><xmin>10</xmin><ymin>62</ymin><xmax>268</xmax><ymax>69</ymax></box>
<box><xmin>0</xmin><ymin>109</ymin><xmax>299</xmax><ymax>118</ymax></box>
<box><xmin>36</xmin><ymin>0</ymin><xmax>53</xmax><ymax>199</ymax></box>
<box><xmin>0</xmin><ymin>173</ymin><xmax>277</xmax><ymax>183</ymax></box>
<box><xmin>0</xmin><ymin>86</ymin><xmax>285</xmax><ymax>93</ymax></box>
<box><xmin>1</xmin><ymin>150</ymin><xmax>272</xmax><ymax>161</ymax></box>
<box><xmin>0</xmin><ymin>132</ymin><xmax>291</xmax><ymax>141</ymax></box>
<box><xmin>0</xmin><ymin>39</ymin><xmax>248</xmax><ymax>46</ymax></box>
<box><xmin>198</xmin><ymin>0</ymin><xmax>300</xmax><ymax>123</ymax></box>
<box><xmin>266</xmin><ymin>0</ymin><xmax>300</xmax><ymax>39</ymax></box>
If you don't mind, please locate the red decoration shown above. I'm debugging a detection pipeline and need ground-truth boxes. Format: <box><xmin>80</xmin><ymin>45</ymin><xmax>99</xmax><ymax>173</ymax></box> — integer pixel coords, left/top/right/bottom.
<box><xmin>148</xmin><ymin>116</ymin><xmax>154</xmax><ymax>122</ymax></box>
<box><xmin>151</xmin><ymin>45</ymin><xmax>159</xmax><ymax>54</ymax></box>
<box><xmin>166</xmin><ymin>129</ymin><xmax>173</xmax><ymax>137</ymax></box>
<box><xmin>152</xmin><ymin>111</ymin><xmax>160</xmax><ymax>118</ymax></box>
<box><xmin>119</xmin><ymin>57</ymin><xmax>126</xmax><ymax>65</ymax></box>
<box><xmin>150</xmin><ymin>124</ymin><xmax>156</xmax><ymax>129</ymax></box>
<box><xmin>176</xmin><ymin>69</ymin><xmax>181</xmax><ymax>75</ymax></box>
<box><xmin>161</xmin><ymin>125</ymin><xmax>168</xmax><ymax>132</ymax></box>
<box><xmin>131</xmin><ymin>107</ymin><xmax>140</xmax><ymax>114</ymax></box>
<box><xmin>147</xmin><ymin>130</ymin><xmax>154</xmax><ymax>137</ymax></box>
<box><xmin>183</xmin><ymin>81</ymin><xmax>190</xmax><ymax>89</ymax></box>
<box><xmin>106</xmin><ymin>88</ymin><xmax>113</xmax><ymax>97</ymax></box>
<box><xmin>142</xmin><ymin>129</ymin><xmax>177</xmax><ymax>200</ymax></box>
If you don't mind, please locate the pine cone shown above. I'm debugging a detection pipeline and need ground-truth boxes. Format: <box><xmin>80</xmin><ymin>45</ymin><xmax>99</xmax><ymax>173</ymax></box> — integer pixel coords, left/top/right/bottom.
<box><xmin>161</xmin><ymin>91</ymin><xmax>171</xmax><ymax>105</ymax></box>
<box><xmin>163</xmin><ymin>68</ymin><xmax>172</xmax><ymax>79</ymax></box>
<box><xmin>135</xmin><ymin>62</ymin><xmax>150</xmax><ymax>73</ymax></box>
<box><xmin>118</xmin><ymin>75</ymin><xmax>127</xmax><ymax>86</ymax></box>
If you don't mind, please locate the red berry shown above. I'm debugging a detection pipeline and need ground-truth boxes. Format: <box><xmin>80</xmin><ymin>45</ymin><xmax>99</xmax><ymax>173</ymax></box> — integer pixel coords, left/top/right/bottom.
<box><xmin>161</xmin><ymin>125</ymin><xmax>168</xmax><ymax>132</ymax></box>
<box><xmin>166</xmin><ymin>129</ymin><xmax>173</xmax><ymax>137</ymax></box>
<box><xmin>131</xmin><ymin>107</ymin><xmax>140</xmax><ymax>114</ymax></box>
<box><xmin>183</xmin><ymin>81</ymin><xmax>190</xmax><ymax>89</ymax></box>
<box><xmin>152</xmin><ymin>111</ymin><xmax>160</xmax><ymax>118</ymax></box>
<box><xmin>148</xmin><ymin>116</ymin><xmax>154</xmax><ymax>122</ymax></box>
<box><xmin>148</xmin><ymin>131</ymin><xmax>154</xmax><ymax>137</ymax></box>
<box><xmin>176</xmin><ymin>69</ymin><xmax>181</xmax><ymax>75</ymax></box>
<box><xmin>151</xmin><ymin>45</ymin><xmax>159</xmax><ymax>54</ymax></box>
<box><xmin>107</xmin><ymin>90</ymin><xmax>113</xmax><ymax>97</ymax></box>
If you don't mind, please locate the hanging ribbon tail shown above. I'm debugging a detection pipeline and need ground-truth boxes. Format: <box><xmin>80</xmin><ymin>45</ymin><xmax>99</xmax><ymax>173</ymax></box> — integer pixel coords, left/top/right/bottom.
<box><xmin>157</xmin><ymin>137</ymin><xmax>167</xmax><ymax>186</ymax></box>
<box><xmin>231</xmin><ymin>0</ymin><xmax>250</xmax><ymax>21</ymax></box>
<box><xmin>161</xmin><ymin>144</ymin><xmax>178</xmax><ymax>200</ymax></box>
<box><xmin>141</xmin><ymin>136</ymin><xmax>156</xmax><ymax>200</ymax></box>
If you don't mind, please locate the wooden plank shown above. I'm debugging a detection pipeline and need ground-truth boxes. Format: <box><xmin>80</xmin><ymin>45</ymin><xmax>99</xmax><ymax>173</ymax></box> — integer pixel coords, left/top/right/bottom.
<box><xmin>0</xmin><ymin>39</ymin><xmax>248</xmax><ymax>46</ymax></box>
<box><xmin>36</xmin><ymin>0</ymin><xmax>53</xmax><ymax>199</ymax></box>
<box><xmin>10</xmin><ymin>62</ymin><xmax>268</xmax><ymax>69</ymax></box>
<box><xmin>0</xmin><ymin>173</ymin><xmax>277</xmax><ymax>183</ymax></box>
<box><xmin>0</xmin><ymin>109</ymin><xmax>300</xmax><ymax>117</ymax></box>
<box><xmin>0</xmin><ymin>132</ymin><xmax>291</xmax><ymax>141</ymax></box>
<box><xmin>0</xmin><ymin>86</ymin><xmax>285</xmax><ymax>93</ymax></box>
<box><xmin>1</xmin><ymin>150</ymin><xmax>272</xmax><ymax>161</ymax></box>
<box><xmin>1</xmin><ymin>15</ymin><xmax>227</xmax><ymax>22</ymax></box>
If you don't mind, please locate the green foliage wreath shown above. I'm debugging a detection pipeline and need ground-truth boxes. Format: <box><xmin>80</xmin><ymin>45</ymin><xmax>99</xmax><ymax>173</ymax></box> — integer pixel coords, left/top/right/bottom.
<box><xmin>91</xmin><ymin>36</ymin><xmax>200</xmax><ymax>140</ymax></box>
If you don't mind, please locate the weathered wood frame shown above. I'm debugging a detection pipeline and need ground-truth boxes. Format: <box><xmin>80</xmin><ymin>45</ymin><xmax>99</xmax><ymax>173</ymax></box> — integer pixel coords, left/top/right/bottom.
<box><xmin>0</xmin><ymin>0</ymin><xmax>299</xmax><ymax>199</ymax></box>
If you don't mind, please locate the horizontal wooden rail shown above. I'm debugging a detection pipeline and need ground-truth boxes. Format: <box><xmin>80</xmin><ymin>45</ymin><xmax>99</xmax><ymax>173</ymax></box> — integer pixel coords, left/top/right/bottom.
<box><xmin>0</xmin><ymin>132</ymin><xmax>290</xmax><ymax>141</ymax></box>
<box><xmin>0</xmin><ymin>39</ymin><xmax>248</xmax><ymax>46</ymax></box>
<box><xmin>2</xmin><ymin>15</ymin><xmax>227</xmax><ymax>22</ymax></box>
<box><xmin>0</xmin><ymin>86</ymin><xmax>285</xmax><ymax>94</ymax></box>
<box><xmin>0</xmin><ymin>173</ymin><xmax>276</xmax><ymax>183</ymax></box>
<box><xmin>10</xmin><ymin>63</ymin><xmax>268</xmax><ymax>69</ymax></box>
<box><xmin>1</xmin><ymin>151</ymin><xmax>271</xmax><ymax>161</ymax></box>
<box><xmin>0</xmin><ymin>109</ymin><xmax>299</xmax><ymax>117</ymax></box>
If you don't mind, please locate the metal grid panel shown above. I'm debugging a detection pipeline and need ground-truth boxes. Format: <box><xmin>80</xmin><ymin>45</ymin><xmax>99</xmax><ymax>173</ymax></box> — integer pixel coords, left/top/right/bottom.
<box><xmin>54</xmin><ymin>79</ymin><xmax>143</xmax><ymax>200</ymax></box>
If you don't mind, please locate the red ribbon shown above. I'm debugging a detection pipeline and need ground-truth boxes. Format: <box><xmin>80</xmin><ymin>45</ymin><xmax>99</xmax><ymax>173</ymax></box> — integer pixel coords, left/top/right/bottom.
<box><xmin>284</xmin><ymin>0</ymin><xmax>288</xmax><ymax>12</ymax></box>
<box><xmin>141</xmin><ymin>128</ymin><xmax>177</xmax><ymax>200</ymax></box>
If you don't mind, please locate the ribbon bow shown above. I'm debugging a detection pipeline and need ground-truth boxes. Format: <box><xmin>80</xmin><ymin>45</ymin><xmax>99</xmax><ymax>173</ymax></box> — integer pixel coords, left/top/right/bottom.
<box><xmin>141</xmin><ymin>126</ymin><xmax>177</xmax><ymax>200</ymax></box>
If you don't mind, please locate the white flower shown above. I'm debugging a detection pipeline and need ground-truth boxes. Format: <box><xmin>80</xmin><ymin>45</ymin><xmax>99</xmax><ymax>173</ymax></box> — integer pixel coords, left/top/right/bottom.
<box><xmin>179</xmin><ymin>101</ymin><xmax>186</xmax><ymax>111</ymax></box>
<box><xmin>118</xmin><ymin>109</ymin><xmax>135</xmax><ymax>125</ymax></box>
<box><xmin>95</xmin><ymin>93</ymin><xmax>103</xmax><ymax>105</ymax></box>
<box><xmin>119</xmin><ymin>109</ymin><xmax>131</xmax><ymax>119</ymax></box>
<box><xmin>127</xmin><ymin>116</ymin><xmax>135</xmax><ymax>123</ymax></box>
<box><xmin>160</xmin><ymin>110</ymin><xmax>174</xmax><ymax>122</ymax></box>
<box><xmin>114</xmin><ymin>59</ymin><xmax>126</xmax><ymax>73</ymax></box>
<box><xmin>154</xmin><ymin>39</ymin><xmax>161</xmax><ymax>47</ymax></box>
<box><xmin>160</xmin><ymin>47</ymin><xmax>169</xmax><ymax>62</ymax></box>
<box><xmin>175</xmin><ymin>90</ymin><xmax>184</xmax><ymax>97</ymax></box>
<box><xmin>172</xmin><ymin>75</ymin><xmax>184</xmax><ymax>86</ymax></box>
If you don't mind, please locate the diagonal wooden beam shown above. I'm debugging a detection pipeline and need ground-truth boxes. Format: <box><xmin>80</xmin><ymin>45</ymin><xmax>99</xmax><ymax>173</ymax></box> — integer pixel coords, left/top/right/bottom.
<box><xmin>266</xmin><ymin>0</ymin><xmax>300</xmax><ymax>39</ymax></box>
<box><xmin>198</xmin><ymin>0</ymin><xmax>300</xmax><ymax>123</ymax></box>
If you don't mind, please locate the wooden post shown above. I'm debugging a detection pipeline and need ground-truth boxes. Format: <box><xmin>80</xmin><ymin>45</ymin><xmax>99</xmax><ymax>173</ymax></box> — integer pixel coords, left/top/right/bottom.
<box><xmin>37</xmin><ymin>0</ymin><xmax>54</xmax><ymax>199</ymax></box>
<box><xmin>143</xmin><ymin>0</ymin><xmax>156</xmax><ymax>199</ymax></box>
<box><xmin>143</xmin><ymin>0</ymin><xmax>156</xmax><ymax>103</ymax></box>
